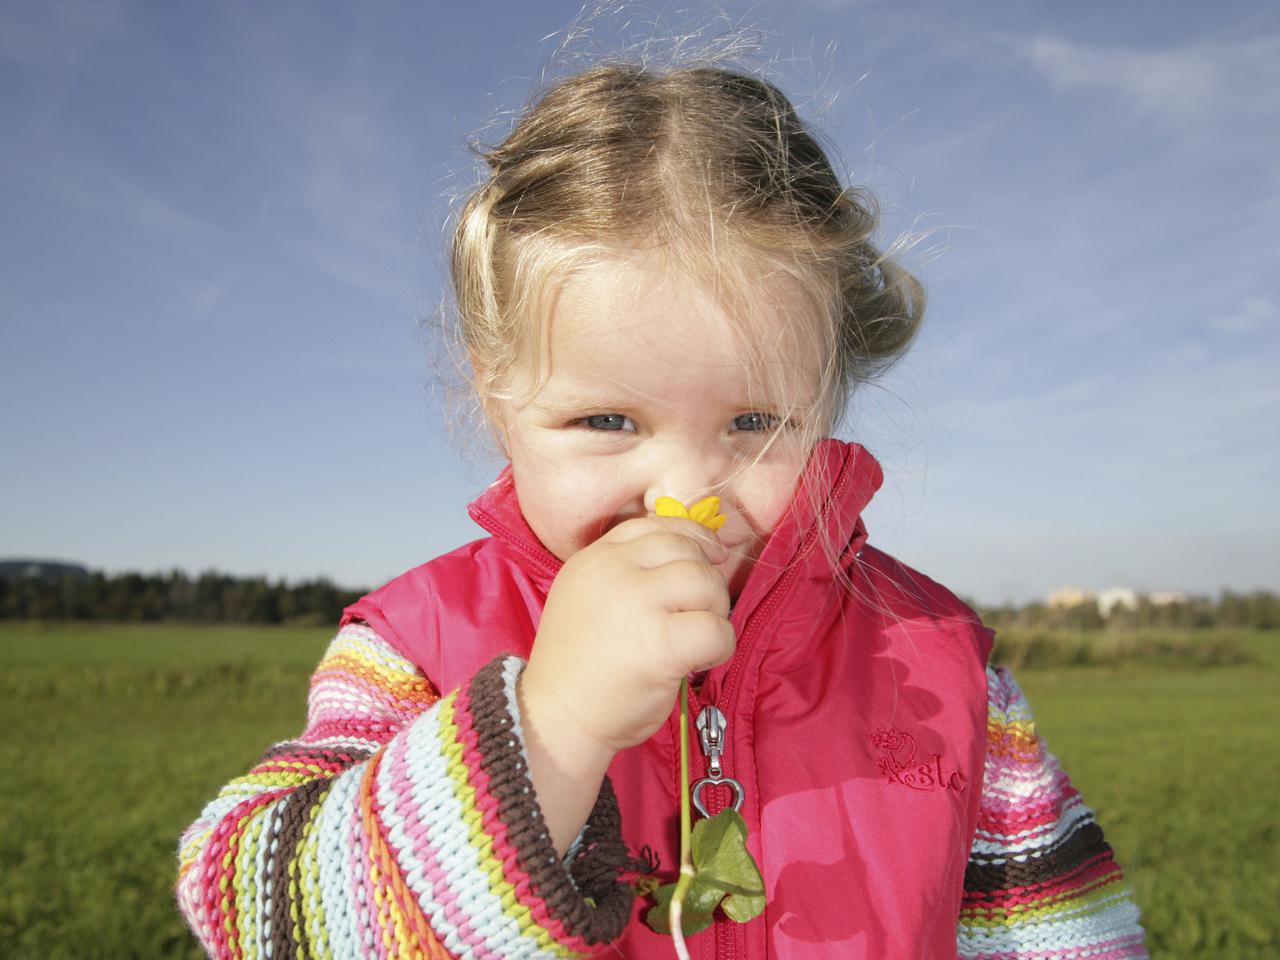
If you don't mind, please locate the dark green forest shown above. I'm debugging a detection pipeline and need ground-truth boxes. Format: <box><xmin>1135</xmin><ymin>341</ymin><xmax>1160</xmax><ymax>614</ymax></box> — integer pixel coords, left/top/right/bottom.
<box><xmin>1</xmin><ymin>559</ymin><xmax>1275</xmax><ymax>629</ymax></box>
<box><xmin>0</xmin><ymin>563</ymin><xmax>364</xmax><ymax>625</ymax></box>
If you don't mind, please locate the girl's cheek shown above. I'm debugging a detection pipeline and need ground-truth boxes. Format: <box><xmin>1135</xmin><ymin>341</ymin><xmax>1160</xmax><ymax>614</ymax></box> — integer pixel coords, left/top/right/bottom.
<box><xmin>562</xmin><ymin>502</ymin><xmax>618</xmax><ymax>553</ymax></box>
<box><xmin>741</xmin><ymin>474</ymin><xmax>796</xmax><ymax>536</ymax></box>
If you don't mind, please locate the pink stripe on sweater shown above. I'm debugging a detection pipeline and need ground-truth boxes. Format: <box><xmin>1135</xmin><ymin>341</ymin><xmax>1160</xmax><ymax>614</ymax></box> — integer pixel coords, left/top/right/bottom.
<box><xmin>203</xmin><ymin>789</ymin><xmax>291</xmax><ymax>960</ymax></box>
<box><xmin>450</xmin><ymin>686</ymin><xmax>596</xmax><ymax>952</ymax></box>
<box><xmin>351</xmin><ymin>753</ymin><xmax>387</xmax><ymax>960</ymax></box>
<box><xmin>380</xmin><ymin>704</ymin><xmax>503</xmax><ymax>960</ymax></box>
<box><xmin>964</xmin><ymin>936</ymin><xmax>1147</xmax><ymax>960</ymax></box>
<box><xmin>963</xmin><ymin>854</ymin><xmax>1124</xmax><ymax>909</ymax></box>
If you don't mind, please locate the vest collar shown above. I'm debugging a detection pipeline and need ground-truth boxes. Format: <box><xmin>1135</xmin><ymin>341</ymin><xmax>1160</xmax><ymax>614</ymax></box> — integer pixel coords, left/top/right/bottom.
<box><xmin>465</xmin><ymin>438</ymin><xmax>883</xmax><ymax>605</ymax></box>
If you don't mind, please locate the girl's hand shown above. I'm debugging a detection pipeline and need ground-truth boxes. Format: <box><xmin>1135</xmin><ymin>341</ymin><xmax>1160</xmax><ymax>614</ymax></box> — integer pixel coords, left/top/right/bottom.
<box><xmin>519</xmin><ymin>517</ymin><xmax>734</xmax><ymax>848</ymax></box>
<box><xmin>525</xmin><ymin>516</ymin><xmax>733</xmax><ymax>753</ymax></box>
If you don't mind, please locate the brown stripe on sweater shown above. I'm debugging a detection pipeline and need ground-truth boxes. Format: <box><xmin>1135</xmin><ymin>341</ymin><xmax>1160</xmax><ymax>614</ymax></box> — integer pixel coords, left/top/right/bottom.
<box><xmin>259</xmin><ymin>799</ymin><xmax>288</xmax><ymax>955</ymax></box>
<box><xmin>466</xmin><ymin>656</ymin><xmax>632</xmax><ymax>945</ymax></box>
<box><xmin>266</xmin><ymin>778</ymin><xmax>330</xmax><ymax>959</ymax></box>
<box><xmin>256</xmin><ymin>742</ymin><xmax>374</xmax><ymax>767</ymax></box>
<box><xmin>567</xmin><ymin>776</ymin><xmax>631</xmax><ymax>897</ymax></box>
<box><xmin>964</xmin><ymin>820</ymin><xmax>1114</xmax><ymax>893</ymax></box>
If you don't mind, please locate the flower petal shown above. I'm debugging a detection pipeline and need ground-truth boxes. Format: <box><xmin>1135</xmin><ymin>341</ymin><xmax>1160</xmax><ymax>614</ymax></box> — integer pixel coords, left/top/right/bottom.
<box><xmin>655</xmin><ymin>496</ymin><xmax>689</xmax><ymax>519</ymax></box>
<box><xmin>688</xmin><ymin>496</ymin><xmax>722</xmax><ymax>527</ymax></box>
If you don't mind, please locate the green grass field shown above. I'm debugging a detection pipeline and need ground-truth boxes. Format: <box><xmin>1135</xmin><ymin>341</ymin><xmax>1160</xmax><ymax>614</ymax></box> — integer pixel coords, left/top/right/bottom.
<box><xmin>1</xmin><ymin>622</ymin><xmax>1276</xmax><ymax>958</ymax></box>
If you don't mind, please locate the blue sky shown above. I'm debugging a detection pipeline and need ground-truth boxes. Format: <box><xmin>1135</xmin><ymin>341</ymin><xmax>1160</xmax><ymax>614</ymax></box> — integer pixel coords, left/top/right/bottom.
<box><xmin>3</xmin><ymin>0</ymin><xmax>1277</xmax><ymax>603</ymax></box>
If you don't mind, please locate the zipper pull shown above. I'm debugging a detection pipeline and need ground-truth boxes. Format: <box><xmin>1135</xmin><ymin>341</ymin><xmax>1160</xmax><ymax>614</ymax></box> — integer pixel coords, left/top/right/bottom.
<box><xmin>692</xmin><ymin>705</ymin><xmax>745</xmax><ymax>818</ymax></box>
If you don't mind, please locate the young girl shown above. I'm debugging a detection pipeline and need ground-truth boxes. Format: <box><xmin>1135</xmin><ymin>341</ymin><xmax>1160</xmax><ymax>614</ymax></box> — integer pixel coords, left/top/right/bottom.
<box><xmin>177</xmin><ymin>63</ymin><xmax>1148</xmax><ymax>959</ymax></box>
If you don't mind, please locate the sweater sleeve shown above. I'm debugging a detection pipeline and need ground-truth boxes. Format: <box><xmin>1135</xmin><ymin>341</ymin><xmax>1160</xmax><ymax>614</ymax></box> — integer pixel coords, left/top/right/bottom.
<box><xmin>175</xmin><ymin>622</ymin><xmax>632</xmax><ymax>959</ymax></box>
<box><xmin>957</xmin><ymin>666</ymin><xmax>1148</xmax><ymax>960</ymax></box>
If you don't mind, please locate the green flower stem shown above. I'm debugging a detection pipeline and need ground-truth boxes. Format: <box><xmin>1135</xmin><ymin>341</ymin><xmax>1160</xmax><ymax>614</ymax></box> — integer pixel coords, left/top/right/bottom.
<box><xmin>670</xmin><ymin>677</ymin><xmax>694</xmax><ymax>960</ymax></box>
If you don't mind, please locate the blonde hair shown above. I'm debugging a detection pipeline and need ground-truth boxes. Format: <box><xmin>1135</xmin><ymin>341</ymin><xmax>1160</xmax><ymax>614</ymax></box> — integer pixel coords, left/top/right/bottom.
<box><xmin>450</xmin><ymin>62</ymin><xmax>924</xmax><ymax>432</ymax></box>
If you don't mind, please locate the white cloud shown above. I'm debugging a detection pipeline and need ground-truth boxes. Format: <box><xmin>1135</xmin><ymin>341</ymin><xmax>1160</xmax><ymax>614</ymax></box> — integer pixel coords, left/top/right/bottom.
<box><xmin>1008</xmin><ymin>34</ymin><xmax>1280</xmax><ymax>120</ymax></box>
<box><xmin>793</xmin><ymin>0</ymin><xmax>876</xmax><ymax>9</ymax></box>
<box><xmin>1208</xmin><ymin>295</ymin><xmax>1276</xmax><ymax>334</ymax></box>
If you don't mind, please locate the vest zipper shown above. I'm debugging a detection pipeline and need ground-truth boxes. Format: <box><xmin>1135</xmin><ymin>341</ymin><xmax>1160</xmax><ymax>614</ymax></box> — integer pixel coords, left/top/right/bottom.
<box><xmin>691</xmin><ymin>705</ymin><xmax>744</xmax><ymax>819</ymax></box>
<box><xmin>679</xmin><ymin>457</ymin><xmax>858</xmax><ymax>960</ymax></box>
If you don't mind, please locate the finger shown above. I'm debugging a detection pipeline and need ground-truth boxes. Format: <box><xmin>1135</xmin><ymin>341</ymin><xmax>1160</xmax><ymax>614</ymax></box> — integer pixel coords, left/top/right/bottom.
<box><xmin>601</xmin><ymin>515</ymin><xmax>670</xmax><ymax>543</ymax></box>
<box><xmin>646</xmin><ymin>559</ymin><xmax>731</xmax><ymax>617</ymax></box>
<box><xmin>666</xmin><ymin>610</ymin><xmax>736</xmax><ymax>674</ymax></box>
<box><xmin>665</xmin><ymin>519</ymin><xmax>730</xmax><ymax>565</ymax></box>
<box><xmin>601</xmin><ymin>517</ymin><xmax>728</xmax><ymax>566</ymax></box>
<box><xmin>647</xmin><ymin>519</ymin><xmax>730</xmax><ymax>565</ymax></box>
<box><xmin>614</xmin><ymin>530</ymin><xmax>719</xmax><ymax>572</ymax></box>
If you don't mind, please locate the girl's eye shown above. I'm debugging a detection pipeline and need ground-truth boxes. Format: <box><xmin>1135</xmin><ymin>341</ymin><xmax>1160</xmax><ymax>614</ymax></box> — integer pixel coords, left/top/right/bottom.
<box><xmin>733</xmin><ymin>412</ymin><xmax>782</xmax><ymax>432</ymax></box>
<box><xmin>582</xmin><ymin>414</ymin><xmax>634</xmax><ymax>432</ymax></box>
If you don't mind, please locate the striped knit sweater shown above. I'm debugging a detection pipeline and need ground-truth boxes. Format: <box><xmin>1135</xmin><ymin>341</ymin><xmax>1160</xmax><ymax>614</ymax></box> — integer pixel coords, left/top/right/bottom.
<box><xmin>175</xmin><ymin>623</ymin><xmax>631</xmax><ymax>958</ymax></box>
<box><xmin>176</xmin><ymin>625</ymin><xmax>1147</xmax><ymax>958</ymax></box>
<box><xmin>959</xmin><ymin>669</ymin><xmax>1146</xmax><ymax>959</ymax></box>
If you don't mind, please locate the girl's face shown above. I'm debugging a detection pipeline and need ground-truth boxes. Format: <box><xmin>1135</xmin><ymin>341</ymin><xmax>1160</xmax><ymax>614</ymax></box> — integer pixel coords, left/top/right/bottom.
<box><xmin>491</xmin><ymin>252</ymin><xmax>824</xmax><ymax>599</ymax></box>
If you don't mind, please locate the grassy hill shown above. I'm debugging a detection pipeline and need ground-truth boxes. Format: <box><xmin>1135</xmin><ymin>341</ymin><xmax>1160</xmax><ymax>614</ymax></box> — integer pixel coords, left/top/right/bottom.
<box><xmin>0</xmin><ymin>622</ymin><xmax>1275</xmax><ymax>958</ymax></box>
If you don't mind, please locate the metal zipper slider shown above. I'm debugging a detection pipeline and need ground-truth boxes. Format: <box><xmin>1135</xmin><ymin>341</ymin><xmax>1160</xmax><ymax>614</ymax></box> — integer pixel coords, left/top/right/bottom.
<box><xmin>692</xmin><ymin>705</ymin><xmax>745</xmax><ymax>818</ymax></box>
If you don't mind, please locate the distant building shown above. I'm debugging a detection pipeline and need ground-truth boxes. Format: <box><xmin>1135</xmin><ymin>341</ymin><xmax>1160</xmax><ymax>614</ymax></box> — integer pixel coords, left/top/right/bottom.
<box><xmin>1097</xmin><ymin>587</ymin><xmax>1139</xmax><ymax>618</ymax></box>
<box><xmin>1048</xmin><ymin>585</ymin><xmax>1145</xmax><ymax>617</ymax></box>
<box><xmin>0</xmin><ymin>559</ymin><xmax>91</xmax><ymax>582</ymax></box>
<box><xmin>1149</xmin><ymin>590</ymin><xmax>1189</xmax><ymax>606</ymax></box>
<box><xmin>1048</xmin><ymin>587</ymin><xmax>1095</xmax><ymax>609</ymax></box>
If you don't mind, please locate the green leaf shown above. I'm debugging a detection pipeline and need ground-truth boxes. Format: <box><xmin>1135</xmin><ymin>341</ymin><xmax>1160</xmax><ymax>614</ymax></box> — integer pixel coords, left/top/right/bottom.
<box><xmin>721</xmin><ymin>889</ymin><xmax>766</xmax><ymax>923</ymax></box>
<box><xmin>691</xmin><ymin>810</ymin><xmax>765</xmax><ymax>896</ymax></box>
<box><xmin>630</xmin><ymin>875</ymin><xmax>661</xmax><ymax>897</ymax></box>
<box><xmin>644</xmin><ymin>880</ymin><xmax>718</xmax><ymax>936</ymax></box>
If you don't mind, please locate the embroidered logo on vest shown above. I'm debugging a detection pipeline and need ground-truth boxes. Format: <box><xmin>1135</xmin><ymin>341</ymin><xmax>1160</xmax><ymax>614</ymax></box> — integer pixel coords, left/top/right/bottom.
<box><xmin>870</xmin><ymin>726</ymin><xmax>967</xmax><ymax>792</ymax></box>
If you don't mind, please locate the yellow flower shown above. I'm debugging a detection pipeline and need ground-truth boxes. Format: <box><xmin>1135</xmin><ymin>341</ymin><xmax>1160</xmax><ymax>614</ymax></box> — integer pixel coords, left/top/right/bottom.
<box><xmin>654</xmin><ymin>495</ymin><xmax>727</xmax><ymax>532</ymax></box>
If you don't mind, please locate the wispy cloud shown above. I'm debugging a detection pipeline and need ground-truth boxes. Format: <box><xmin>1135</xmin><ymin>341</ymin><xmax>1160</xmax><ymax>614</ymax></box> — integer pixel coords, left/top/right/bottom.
<box><xmin>1209</xmin><ymin>295</ymin><xmax>1276</xmax><ymax>334</ymax></box>
<box><xmin>947</xmin><ymin>336</ymin><xmax>1279</xmax><ymax>486</ymax></box>
<box><xmin>1007</xmin><ymin>34</ymin><xmax>1280</xmax><ymax>120</ymax></box>
<box><xmin>793</xmin><ymin>0</ymin><xmax>877</xmax><ymax>10</ymax></box>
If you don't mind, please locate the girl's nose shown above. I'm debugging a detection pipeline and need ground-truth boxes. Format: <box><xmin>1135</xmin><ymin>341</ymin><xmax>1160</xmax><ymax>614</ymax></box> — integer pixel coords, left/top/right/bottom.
<box><xmin>642</xmin><ymin>446</ymin><xmax>728</xmax><ymax>515</ymax></box>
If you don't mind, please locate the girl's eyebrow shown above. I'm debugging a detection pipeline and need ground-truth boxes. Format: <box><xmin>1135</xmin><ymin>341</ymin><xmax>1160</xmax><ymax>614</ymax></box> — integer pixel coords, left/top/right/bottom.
<box><xmin>530</xmin><ymin>390</ymin><xmax>630</xmax><ymax>414</ymax></box>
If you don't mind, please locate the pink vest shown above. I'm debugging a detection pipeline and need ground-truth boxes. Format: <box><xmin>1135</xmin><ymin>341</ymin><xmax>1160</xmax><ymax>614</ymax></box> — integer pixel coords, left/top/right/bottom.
<box><xmin>343</xmin><ymin>439</ymin><xmax>993</xmax><ymax>959</ymax></box>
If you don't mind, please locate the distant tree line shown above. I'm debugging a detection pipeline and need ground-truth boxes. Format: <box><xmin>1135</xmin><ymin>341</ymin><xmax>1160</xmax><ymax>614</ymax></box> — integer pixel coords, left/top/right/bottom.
<box><xmin>1</xmin><ymin>560</ymin><xmax>1275</xmax><ymax>629</ymax></box>
<box><xmin>0</xmin><ymin>566</ymin><xmax>367</xmax><ymax>625</ymax></box>
<box><xmin>973</xmin><ymin>590</ymin><xmax>1280</xmax><ymax>632</ymax></box>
